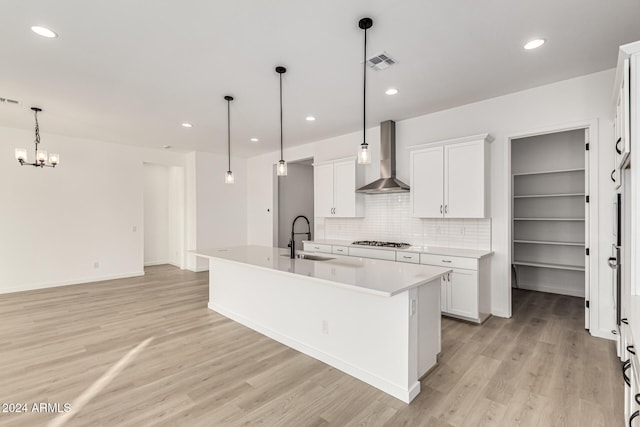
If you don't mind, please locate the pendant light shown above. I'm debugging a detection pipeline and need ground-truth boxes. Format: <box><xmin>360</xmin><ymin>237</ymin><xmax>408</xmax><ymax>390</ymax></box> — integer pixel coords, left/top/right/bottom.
<box><xmin>15</xmin><ymin>107</ymin><xmax>59</xmax><ymax>168</ymax></box>
<box><xmin>224</xmin><ymin>95</ymin><xmax>235</xmax><ymax>184</ymax></box>
<box><xmin>276</xmin><ymin>66</ymin><xmax>287</xmax><ymax>176</ymax></box>
<box><xmin>357</xmin><ymin>17</ymin><xmax>373</xmax><ymax>165</ymax></box>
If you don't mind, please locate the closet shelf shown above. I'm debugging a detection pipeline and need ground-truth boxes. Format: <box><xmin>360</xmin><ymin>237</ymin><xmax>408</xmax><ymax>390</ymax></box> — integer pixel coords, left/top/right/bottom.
<box><xmin>513</xmin><ymin>240</ymin><xmax>585</xmax><ymax>246</ymax></box>
<box><xmin>512</xmin><ymin>261</ymin><xmax>585</xmax><ymax>272</ymax></box>
<box><xmin>513</xmin><ymin>217</ymin><xmax>585</xmax><ymax>221</ymax></box>
<box><xmin>513</xmin><ymin>193</ymin><xmax>585</xmax><ymax>199</ymax></box>
<box><xmin>512</xmin><ymin>168</ymin><xmax>585</xmax><ymax>177</ymax></box>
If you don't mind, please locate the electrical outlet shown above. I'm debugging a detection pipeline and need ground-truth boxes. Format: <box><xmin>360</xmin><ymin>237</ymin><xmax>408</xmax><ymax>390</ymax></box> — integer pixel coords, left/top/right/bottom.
<box><xmin>410</xmin><ymin>299</ymin><xmax>417</xmax><ymax>316</ymax></box>
<box><xmin>93</xmin><ymin>261</ymin><xmax>99</xmax><ymax>269</ymax></box>
<box><xmin>321</xmin><ymin>320</ymin><xmax>329</xmax><ymax>334</ymax></box>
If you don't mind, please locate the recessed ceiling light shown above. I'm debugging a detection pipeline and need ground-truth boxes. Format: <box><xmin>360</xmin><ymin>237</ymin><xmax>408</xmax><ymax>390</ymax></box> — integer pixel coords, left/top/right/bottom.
<box><xmin>524</xmin><ymin>39</ymin><xmax>546</xmax><ymax>50</ymax></box>
<box><xmin>181</xmin><ymin>123</ymin><xmax>192</xmax><ymax>128</ymax></box>
<box><xmin>306</xmin><ymin>116</ymin><xmax>316</xmax><ymax>121</ymax></box>
<box><xmin>385</xmin><ymin>88</ymin><xmax>399</xmax><ymax>95</ymax></box>
<box><xmin>250</xmin><ymin>138</ymin><xmax>259</xmax><ymax>142</ymax></box>
<box><xmin>31</xmin><ymin>26</ymin><xmax>58</xmax><ymax>38</ymax></box>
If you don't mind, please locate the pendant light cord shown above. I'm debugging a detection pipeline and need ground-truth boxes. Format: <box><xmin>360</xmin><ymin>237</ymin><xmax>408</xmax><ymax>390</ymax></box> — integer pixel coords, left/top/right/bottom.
<box><xmin>34</xmin><ymin>109</ymin><xmax>40</xmax><ymax>153</ymax></box>
<box><xmin>227</xmin><ymin>98</ymin><xmax>231</xmax><ymax>171</ymax></box>
<box><xmin>279</xmin><ymin>71</ymin><xmax>284</xmax><ymax>161</ymax></box>
<box><xmin>362</xmin><ymin>26</ymin><xmax>367</xmax><ymax>146</ymax></box>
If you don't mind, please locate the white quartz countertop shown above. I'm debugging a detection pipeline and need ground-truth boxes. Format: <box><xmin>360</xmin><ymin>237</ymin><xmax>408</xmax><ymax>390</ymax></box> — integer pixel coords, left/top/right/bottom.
<box><xmin>191</xmin><ymin>245</ymin><xmax>450</xmax><ymax>297</ymax></box>
<box><xmin>304</xmin><ymin>239</ymin><xmax>493</xmax><ymax>259</ymax></box>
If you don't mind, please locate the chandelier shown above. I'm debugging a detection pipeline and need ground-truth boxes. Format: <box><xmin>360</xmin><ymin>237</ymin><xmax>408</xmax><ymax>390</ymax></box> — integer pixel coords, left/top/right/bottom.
<box><xmin>15</xmin><ymin>107</ymin><xmax>59</xmax><ymax>168</ymax></box>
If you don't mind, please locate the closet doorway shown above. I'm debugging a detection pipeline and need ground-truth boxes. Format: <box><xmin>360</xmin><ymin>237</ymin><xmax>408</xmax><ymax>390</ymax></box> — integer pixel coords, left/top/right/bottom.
<box><xmin>509</xmin><ymin>126</ymin><xmax>593</xmax><ymax>329</ymax></box>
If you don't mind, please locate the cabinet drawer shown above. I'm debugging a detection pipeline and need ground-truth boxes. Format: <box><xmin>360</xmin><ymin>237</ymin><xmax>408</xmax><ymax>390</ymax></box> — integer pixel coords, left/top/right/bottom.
<box><xmin>420</xmin><ymin>253</ymin><xmax>477</xmax><ymax>270</ymax></box>
<box><xmin>303</xmin><ymin>243</ymin><xmax>332</xmax><ymax>254</ymax></box>
<box><xmin>332</xmin><ymin>246</ymin><xmax>349</xmax><ymax>255</ymax></box>
<box><xmin>348</xmin><ymin>247</ymin><xmax>396</xmax><ymax>261</ymax></box>
<box><xmin>396</xmin><ymin>251</ymin><xmax>420</xmax><ymax>264</ymax></box>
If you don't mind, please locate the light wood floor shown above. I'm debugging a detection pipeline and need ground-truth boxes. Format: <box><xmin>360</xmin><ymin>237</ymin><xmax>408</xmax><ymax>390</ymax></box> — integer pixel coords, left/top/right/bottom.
<box><xmin>0</xmin><ymin>266</ymin><xmax>622</xmax><ymax>426</ymax></box>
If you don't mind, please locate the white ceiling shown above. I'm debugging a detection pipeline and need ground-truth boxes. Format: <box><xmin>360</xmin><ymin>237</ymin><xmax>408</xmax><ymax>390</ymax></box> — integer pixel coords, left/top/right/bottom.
<box><xmin>1</xmin><ymin>0</ymin><xmax>639</xmax><ymax>157</ymax></box>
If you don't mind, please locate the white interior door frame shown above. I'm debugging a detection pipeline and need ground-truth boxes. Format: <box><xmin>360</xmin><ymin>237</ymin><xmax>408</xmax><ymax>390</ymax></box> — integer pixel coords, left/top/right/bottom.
<box><xmin>504</xmin><ymin>119</ymin><xmax>598</xmax><ymax>328</ymax></box>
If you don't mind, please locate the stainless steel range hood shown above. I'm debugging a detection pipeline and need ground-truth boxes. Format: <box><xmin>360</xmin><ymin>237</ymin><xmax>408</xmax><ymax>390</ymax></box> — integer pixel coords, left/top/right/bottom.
<box><xmin>356</xmin><ymin>120</ymin><xmax>410</xmax><ymax>194</ymax></box>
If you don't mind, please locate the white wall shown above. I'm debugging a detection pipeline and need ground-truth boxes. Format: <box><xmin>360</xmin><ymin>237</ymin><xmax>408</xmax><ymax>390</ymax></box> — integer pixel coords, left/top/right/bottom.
<box><xmin>143</xmin><ymin>163</ymin><xmax>185</xmax><ymax>267</ymax></box>
<box><xmin>144</xmin><ymin>163</ymin><xmax>170</xmax><ymax>265</ymax></box>
<box><xmin>246</xmin><ymin>69</ymin><xmax>616</xmax><ymax>338</ymax></box>
<box><xmin>186</xmin><ymin>151</ymin><xmax>249</xmax><ymax>271</ymax></box>
<box><xmin>1</xmin><ymin>124</ymin><xmax>248</xmax><ymax>292</ymax></box>
<box><xmin>0</xmin><ymin>126</ymin><xmax>186</xmax><ymax>293</ymax></box>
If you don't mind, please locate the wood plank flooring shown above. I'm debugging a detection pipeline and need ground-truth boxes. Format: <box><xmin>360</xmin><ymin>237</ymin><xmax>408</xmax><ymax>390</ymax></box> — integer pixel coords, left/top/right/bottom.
<box><xmin>0</xmin><ymin>265</ymin><xmax>622</xmax><ymax>426</ymax></box>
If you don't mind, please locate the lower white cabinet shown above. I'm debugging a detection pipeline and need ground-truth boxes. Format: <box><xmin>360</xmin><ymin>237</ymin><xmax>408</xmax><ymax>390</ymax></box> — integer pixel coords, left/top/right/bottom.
<box><xmin>623</xmin><ymin>327</ymin><xmax>640</xmax><ymax>426</ymax></box>
<box><xmin>421</xmin><ymin>254</ymin><xmax>490</xmax><ymax>323</ymax></box>
<box><xmin>348</xmin><ymin>246</ymin><xmax>396</xmax><ymax>261</ymax></box>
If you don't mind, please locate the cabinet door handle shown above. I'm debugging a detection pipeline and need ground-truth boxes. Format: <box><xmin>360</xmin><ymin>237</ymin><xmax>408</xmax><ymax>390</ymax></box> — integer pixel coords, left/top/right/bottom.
<box><xmin>629</xmin><ymin>345</ymin><xmax>636</xmax><ymax>355</ymax></box>
<box><xmin>403</xmin><ymin>256</ymin><xmax>412</xmax><ymax>259</ymax></box>
<box><xmin>444</xmin><ymin>205</ymin><xmax>448</xmax><ymax>214</ymax></box>
<box><xmin>616</xmin><ymin>137</ymin><xmax>622</xmax><ymax>155</ymax></box>
<box><xmin>630</xmin><ymin>410</ymin><xmax>639</xmax><ymax>427</ymax></box>
<box><xmin>623</xmin><ymin>318</ymin><xmax>629</xmax><ymax>325</ymax></box>
<box><xmin>623</xmin><ymin>359</ymin><xmax>632</xmax><ymax>387</ymax></box>
<box><xmin>612</xmin><ymin>169</ymin><xmax>616</xmax><ymax>182</ymax></box>
<box><xmin>635</xmin><ymin>393</ymin><xmax>640</xmax><ymax>405</ymax></box>
<box><xmin>440</xmin><ymin>205</ymin><xmax>443</xmax><ymax>214</ymax></box>
<box><xmin>442</xmin><ymin>260</ymin><xmax>452</xmax><ymax>263</ymax></box>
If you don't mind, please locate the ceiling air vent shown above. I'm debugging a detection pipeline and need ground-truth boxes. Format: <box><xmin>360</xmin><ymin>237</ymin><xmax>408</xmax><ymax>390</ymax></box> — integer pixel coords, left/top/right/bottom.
<box><xmin>0</xmin><ymin>97</ymin><xmax>20</xmax><ymax>105</ymax></box>
<box><xmin>366</xmin><ymin>52</ymin><xmax>396</xmax><ymax>71</ymax></box>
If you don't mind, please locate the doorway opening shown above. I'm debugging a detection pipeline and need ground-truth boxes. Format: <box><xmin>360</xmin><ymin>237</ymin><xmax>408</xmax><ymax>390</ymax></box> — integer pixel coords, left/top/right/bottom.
<box><xmin>509</xmin><ymin>126</ymin><xmax>592</xmax><ymax>329</ymax></box>
<box><xmin>275</xmin><ymin>158</ymin><xmax>314</xmax><ymax>250</ymax></box>
<box><xmin>143</xmin><ymin>163</ymin><xmax>185</xmax><ymax>269</ymax></box>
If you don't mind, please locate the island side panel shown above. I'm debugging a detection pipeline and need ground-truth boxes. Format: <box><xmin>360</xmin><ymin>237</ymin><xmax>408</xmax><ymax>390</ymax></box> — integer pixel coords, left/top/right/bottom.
<box><xmin>418</xmin><ymin>282</ymin><xmax>441</xmax><ymax>378</ymax></box>
<box><xmin>207</xmin><ymin>258</ymin><xmax>427</xmax><ymax>403</ymax></box>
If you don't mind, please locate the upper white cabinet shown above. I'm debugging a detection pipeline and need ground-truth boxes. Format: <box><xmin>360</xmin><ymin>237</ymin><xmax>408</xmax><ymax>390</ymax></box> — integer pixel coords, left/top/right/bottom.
<box><xmin>410</xmin><ymin>134</ymin><xmax>491</xmax><ymax>218</ymax></box>
<box><xmin>314</xmin><ymin>157</ymin><xmax>364</xmax><ymax>217</ymax></box>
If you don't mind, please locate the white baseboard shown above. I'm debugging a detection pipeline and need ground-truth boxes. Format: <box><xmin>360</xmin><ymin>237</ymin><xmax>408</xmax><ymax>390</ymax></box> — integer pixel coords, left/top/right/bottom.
<box><xmin>516</xmin><ymin>283</ymin><xmax>585</xmax><ymax>298</ymax></box>
<box><xmin>144</xmin><ymin>260</ymin><xmax>171</xmax><ymax>267</ymax></box>
<box><xmin>209</xmin><ymin>302</ymin><xmax>417</xmax><ymax>403</ymax></box>
<box><xmin>1</xmin><ymin>271</ymin><xmax>145</xmax><ymax>295</ymax></box>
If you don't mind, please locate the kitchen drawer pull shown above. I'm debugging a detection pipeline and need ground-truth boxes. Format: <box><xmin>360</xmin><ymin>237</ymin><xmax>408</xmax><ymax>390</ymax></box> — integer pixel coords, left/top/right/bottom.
<box><xmin>612</xmin><ymin>169</ymin><xmax>616</xmax><ymax>182</ymax></box>
<box><xmin>630</xmin><ymin>410</ymin><xmax>639</xmax><ymax>427</ymax></box>
<box><xmin>635</xmin><ymin>393</ymin><xmax>640</xmax><ymax>405</ymax></box>
<box><xmin>441</xmin><ymin>260</ymin><xmax>452</xmax><ymax>263</ymax></box>
<box><xmin>314</xmin><ymin>246</ymin><xmax>320</xmax><ymax>250</ymax></box>
<box><xmin>444</xmin><ymin>205</ymin><xmax>448</xmax><ymax>214</ymax></box>
<box><xmin>403</xmin><ymin>256</ymin><xmax>413</xmax><ymax>259</ymax></box>
<box><xmin>440</xmin><ymin>205</ymin><xmax>443</xmax><ymax>214</ymax></box>
<box><xmin>624</xmin><ymin>360</ymin><xmax>632</xmax><ymax>387</ymax></box>
<box><xmin>616</xmin><ymin>137</ymin><xmax>622</xmax><ymax>155</ymax></box>
<box><xmin>623</xmin><ymin>318</ymin><xmax>630</xmax><ymax>325</ymax></box>
<box><xmin>629</xmin><ymin>345</ymin><xmax>636</xmax><ymax>355</ymax></box>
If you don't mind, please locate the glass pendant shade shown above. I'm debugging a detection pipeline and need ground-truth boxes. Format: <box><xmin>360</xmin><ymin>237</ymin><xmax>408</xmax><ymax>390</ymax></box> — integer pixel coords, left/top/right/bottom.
<box><xmin>49</xmin><ymin>153</ymin><xmax>59</xmax><ymax>166</ymax></box>
<box><xmin>357</xmin><ymin>143</ymin><xmax>371</xmax><ymax>164</ymax></box>
<box><xmin>277</xmin><ymin>160</ymin><xmax>288</xmax><ymax>176</ymax></box>
<box><xmin>15</xmin><ymin>148</ymin><xmax>27</xmax><ymax>162</ymax></box>
<box><xmin>36</xmin><ymin>150</ymin><xmax>48</xmax><ymax>164</ymax></box>
<box><xmin>225</xmin><ymin>170</ymin><xmax>235</xmax><ymax>184</ymax></box>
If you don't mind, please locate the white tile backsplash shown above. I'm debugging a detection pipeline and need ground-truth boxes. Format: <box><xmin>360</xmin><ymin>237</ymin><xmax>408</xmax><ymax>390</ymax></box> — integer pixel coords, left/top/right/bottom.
<box><xmin>322</xmin><ymin>193</ymin><xmax>491</xmax><ymax>250</ymax></box>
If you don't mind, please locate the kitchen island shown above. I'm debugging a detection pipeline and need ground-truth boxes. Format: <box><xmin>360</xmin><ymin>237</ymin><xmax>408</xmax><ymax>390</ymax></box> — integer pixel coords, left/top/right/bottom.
<box><xmin>191</xmin><ymin>245</ymin><xmax>450</xmax><ymax>403</ymax></box>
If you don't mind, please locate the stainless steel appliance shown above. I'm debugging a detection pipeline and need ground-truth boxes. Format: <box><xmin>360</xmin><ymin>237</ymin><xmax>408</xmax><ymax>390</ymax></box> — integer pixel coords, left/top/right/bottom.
<box><xmin>351</xmin><ymin>240</ymin><xmax>411</xmax><ymax>249</ymax></box>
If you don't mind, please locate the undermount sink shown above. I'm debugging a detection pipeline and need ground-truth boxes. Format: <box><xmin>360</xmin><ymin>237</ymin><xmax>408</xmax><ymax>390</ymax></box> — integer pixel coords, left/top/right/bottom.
<box><xmin>280</xmin><ymin>253</ymin><xmax>334</xmax><ymax>261</ymax></box>
<box><xmin>297</xmin><ymin>254</ymin><xmax>334</xmax><ymax>261</ymax></box>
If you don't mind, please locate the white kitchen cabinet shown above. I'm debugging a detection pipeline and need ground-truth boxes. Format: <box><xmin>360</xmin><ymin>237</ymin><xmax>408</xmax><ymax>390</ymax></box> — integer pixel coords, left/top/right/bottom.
<box><xmin>410</xmin><ymin>134</ymin><xmax>491</xmax><ymax>218</ymax></box>
<box><xmin>421</xmin><ymin>253</ymin><xmax>491</xmax><ymax>323</ymax></box>
<box><xmin>302</xmin><ymin>242</ymin><xmax>332</xmax><ymax>254</ymax></box>
<box><xmin>314</xmin><ymin>158</ymin><xmax>364</xmax><ymax>217</ymax></box>
<box><xmin>348</xmin><ymin>246</ymin><xmax>396</xmax><ymax>261</ymax></box>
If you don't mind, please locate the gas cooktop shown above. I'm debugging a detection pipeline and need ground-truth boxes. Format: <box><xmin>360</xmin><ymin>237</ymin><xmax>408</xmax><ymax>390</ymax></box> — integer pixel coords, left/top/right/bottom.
<box><xmin>351</xmin><ymin>240</ymin><xmax>412</xmax><ymax>249</ymax></box>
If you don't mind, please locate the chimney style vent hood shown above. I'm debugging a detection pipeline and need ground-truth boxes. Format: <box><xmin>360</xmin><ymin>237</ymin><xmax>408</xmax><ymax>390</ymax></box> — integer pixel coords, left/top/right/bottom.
<box><xmin>356</xmin><ymin>120</ymin><xmax>410</xmax><ymax>194</ymax></box>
